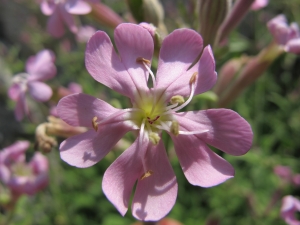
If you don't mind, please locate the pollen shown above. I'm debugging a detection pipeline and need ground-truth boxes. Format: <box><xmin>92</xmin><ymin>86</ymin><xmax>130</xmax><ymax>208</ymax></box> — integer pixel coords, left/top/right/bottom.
<box><xmin>92</xmin><ymin>116</ymin><xmax>98</xmax><ymax>132</ymax></box>
<box><xmin>140</xmin><ymin>170</ymin><xmax>154</xmax><ymax>180</ymax></box>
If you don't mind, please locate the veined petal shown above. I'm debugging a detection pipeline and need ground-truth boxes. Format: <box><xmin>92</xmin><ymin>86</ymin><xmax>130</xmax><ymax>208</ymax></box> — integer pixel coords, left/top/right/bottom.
<box><xmin>132</xmin><ymin>140</ymin><xmax>177</xmax><ymax>221</ymax></box>
<box><xmin>47</xmin><ymin>8</ymin><xmax>65</xmax><ymax>38</ymax></box>
<box><xmin>171</xmin><ymin>135</ymin><xmax>234</xmax><ymax>187</ymax></box>
<box><xmin>175</xmin><ymin>109</ymin><xmax>253</xmax><ymax>156</ymax></box>
<box><xmin>26</xmin><ymin>50</ymin><xmax>56</xmax><ymax>81</ymax></box>
<box><xmin>65</xmin><ymin>0</ymin><xmax>92</xmax><ymax>15</ymax></box>
<box><xmin>60</xmin><ymin>5</ymin><xmax>78</xmax><ymax>33</ymax></box>
<box><xmin>155</xmin><ymin>29</ymin><xmax>203</xmax><ymax>99</ymax></box>
<box><xmin>27</xmin><ymin>81</ymin><xmax>53</xmax><ymax>102</ymax></box>
<box><xmin>195</xmin><ymin>46</ymin><xmax>217</xmax><ymax>95</ymax></box>
<box><xmin>85</xmin><ymin>24</ymin><xmax>153</xmax><ymax>99</ymax></box>
<box><xmin>60</xmin><ymin>124</ymin><xmax>130</xmax><ymax>168</ymax></box>
<box><xmin>57</xmin><ymin>93</ymin><xmax>123</xmax><ymax>128</ymax></box>
<box><xmin>102</xmin><ymin>137</ymin><xmax>143</xmax><ymax>216</ymax></box>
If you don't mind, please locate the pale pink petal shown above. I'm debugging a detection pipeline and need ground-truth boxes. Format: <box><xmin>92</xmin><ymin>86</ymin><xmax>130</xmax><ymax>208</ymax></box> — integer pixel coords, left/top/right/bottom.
<box><xmin>289</xmin><ymin>23</ymin><xmax>300</xmax><ymax>40</ymax></box>
<box><xmin>27</xmin><ymin>81</ymin><xmax>53</xmax><ymax>102</ymax></box>
<box><xmin>132</xmin><ymin>140</ymin><xmax>178</xmax><ymax>221</ymax></box>
<box><xmin>57</xmin><ymin>93</ymin><xmax>121</xmax><ymax>128</ymax></box>
<box><xmin>30</xmin><ymin>152</ymin><xmax>49</xmax><ymax>174</ymax></box>
<box><xmin>65</xmin><ymin>0</ymin><xmax>92</xmax><ymax>15</ymax></box>
<box><xmin>281</xmin><ymin>195</ymin><xmax>300</xmax><ymax>225</ymax></box>
<box><xmin>76</xmin><ymin>25</ymin><xmax>96</xmax><ymax>43</ymax></box>
<box><xmin>194</xmin><ymin>46</ymin><xmax>217</xmax><ymax>95</ymax></box>
<box><xmin>85</xmin><ymin>25</ymin><xmax>152</xmax><ymax>99</ymax></box>
<box><xmin>0</xmin><ymin>165</ymin><xmax>10</xmax><ymax>184</ymax></box>
<box><xmin>8</xmin><ymin>83</ymin><xmax>22</xmax><ymax>101</ymax></box>
<box><xmin>171</xmin><ymin>135</ymin><xmax>234</xmax><ymax>187</ymax></box>
<box><xmin>251</xmin><ymin>0</ymin><xmax>269</xmax><ymax>11</ymax></box>
<box><xmin>15</xmin><ymin>91</ymin><xmax>27</xmax><ymax>121</ymax></box>
<box><xmin>60</xmin><ymin>5</ymin><xmax>78</xmax><ymax>33</ymax></box>
<box><xmin>41</xmin><ymin>0</ymin><xmax>56</xmax><ymax>15</ymax></box>
<box><xmin>68</xmin><ymin>82</ymin><xmax>82</xmax><ymax>93</ymax></box>
<box><xmin>175</xmin><ymin>109</ymin><xmax>253</xmax><ymax>156</ymax></box>
<box><xmin>60</xmin><ymin>124</ymin><xmax>130</xmax><ymax>168</ymax></box>
<box><xmin>26</xmin><ymin>50</ymin><xmax>56</xmax><ymax>81</ymax></box>
<box><xmin>286</xmin><ymin>39</ymin><xmax>300</xmax><ymax>54</ymax></box>
<box><xmin>103</xmin><ymin>138</ymin><xmax>143</xmax><ymax>216</ymax></box>
<box><xmin>155</xmin><ymin>29</ymin><xmax>203</xmax><ymax>99</ymax></box>
<box><xmin>267</xmin><ymin>15</ymin><xmax>290</xmax><ymax>45</ymax></box>
<box><xmin>1</xmin><ymin>141</ymin><xmax>29</xmax><ymax>165</ymax></box>
<box><xmin>47</xmin><ymin>8</ymin><xmax>65</xmax><ymax>38</ymax></box>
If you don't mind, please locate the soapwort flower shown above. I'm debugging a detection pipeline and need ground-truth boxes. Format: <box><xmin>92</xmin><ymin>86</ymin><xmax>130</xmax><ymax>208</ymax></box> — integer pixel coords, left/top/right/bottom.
<box><xmin>8</xmin><ymin>49</ymin><xmax>56</xmax><ymax>121</ymax></box>
<box><xmin>267</xmin><ymin>14</ymin><xmax>300</xmax><ymax>54</ymax></box>
<box><xmin>281</xmin><ymin>195</ymin><xmax>300</xmax><ymax>225</ymax></box>
<box><xmin>57</xmin><ymin>23</ymin><xmax>253</xmax><ymax>221</ymax></box>
<box><xmin>0</xmin><ymin>141</ymin><xmax>48</xmax><ymax>195</ymax></box>
<box><xmin>40</xmin><ymin>0</ymin><xmax>93</xmax><ymax>37</ymax></box>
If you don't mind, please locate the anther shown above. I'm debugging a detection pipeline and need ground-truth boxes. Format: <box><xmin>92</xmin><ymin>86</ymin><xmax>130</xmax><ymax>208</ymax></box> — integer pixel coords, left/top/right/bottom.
<box><xmin>149</xmin><ymin>132</ymin><xmax>160</xmax><ymax>145</ymax></box>
<box><xmin>170</xmin><ymin>95</ymin><xmax>185</xmax><ymax>105</ymax></box>
<box><xmin>92</xmin><ymin>116</ymin><xmax>98</xmax><ymax>131</ymax></box>
<box><xmin>140</xmin><ymin>170</ymin><xmax>154</xmax><ymax>180</ymax></box>
<box><xmin>170</xmin><ymin>121</ymin><xmax>179</xmax><ymax>136</ymax></box>
<box><xmin>189</xmin><ymin>72</ymin><xmax>198</xmax><ymax>85</ymax></box>
<box><xmin>136</xmin><ymin>57</ymin><xmax>151</xmax><ymax>66</ymax></box>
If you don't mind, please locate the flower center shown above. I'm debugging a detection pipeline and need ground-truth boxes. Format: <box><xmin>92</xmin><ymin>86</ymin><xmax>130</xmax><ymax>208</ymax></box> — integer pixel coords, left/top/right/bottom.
<box><xmin>11</xmin><ymin>162</ymin><xmax>33</xmax><ymax>177</ymax></box>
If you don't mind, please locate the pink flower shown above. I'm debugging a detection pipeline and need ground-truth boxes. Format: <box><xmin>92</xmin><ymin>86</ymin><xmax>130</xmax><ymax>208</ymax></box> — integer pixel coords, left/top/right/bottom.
<box><xmin>40</xmin><ymin>0</ymin><xmax>92</xmax><ymax>37</ymax></box>
<box><xmin>57</xmin><ymin>23</ymin><xmax>253</xmax><ymax>221</ymax></box>
<box><xmin>251</xmin><ymin>0</ymin><xmax>269</xmax><ymax>11</ymax></box>
<box><xmin>281</xmin><ymin>195</ymin><xmax>300</xmax><ymax>225</ymax></box>
<box><xmin>8</xmin><ymin>49</ymin><xmax>56</xmax><ymax>121</ymax></box>
<box><xmin>0</xmin><ymin>141</ymin><xmax>48</xmax><ymax>195</ymax></box>
<box><xmin>267</xmin><ymin>14</ymin><xmax>300</xmax><ymax>54</ymax></box>
<box><xmin>76</xmin><ymin>25</ymin><xmax>97</xmax><ymax>43</ymax></box>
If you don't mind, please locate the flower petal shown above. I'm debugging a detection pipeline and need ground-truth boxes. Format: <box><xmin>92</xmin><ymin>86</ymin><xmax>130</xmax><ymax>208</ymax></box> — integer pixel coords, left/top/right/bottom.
<box><xmin>194</xmin><ymin>46</ymin><xmax>217</xmax><ymax>95</ymax></box>
<box><xmin>1</xmin><ymin>141</ymin><xmax>29</xmax><ymax>165</ymax></box>
<box><xmin>102</xmin><ymin>137</ymin><xmax>142</xmax><ymax>216</ymax></box>
<box><xmin>286</xmin><ymin>38</ymin><xmax>300</xmax><ymax>54</ymax></box>
<box><xmin>171</xmin><ymin>134</ymin><xmax>234</xmax><ymax>187</ymax></box>
<box><xmin>60</xmin><ymin>5</ymin><xmax>78</xmax><ymax>33</ymax></box>
<box><xmin>47</xmin><ymin>8</ymin><xmax>65</xmax><ymax>38</ymax></box>
<box><xmin>15</xmin><ymin>91</ymin><xmax>27</xmax><ymax>121</ymax></box>
<box><xmin>26</xmin><ymin>50</ymin><xmax>56</xmax><ymax>81</ymax></box>
<box><xmin>65</xmin><ymin>0</ymin><xmax>92</xmax><ymax>15</ymax></box>
<box><xmin>27</xmin><ymin>81</ymin><xmax>53</xmax><ymax>102</ymax></box>
<box><xmin>85</xmin><ymin>24</ymin><xmax>153</xmax><ymax>99</ymax></box>
<box><xmin>175</xmin><ymin>109</ymin><xmax>253</xmax><ymax>156</ymax></box>
<box><xmin>132</xmin><ymin>140</ymin><xmax>178</xmax><ymax>221</ymax></box>
<box><xmin>60</xmin><ymin>124</ymin><xmax>130</xmax><ymax>168</ymax></box>
<box><xmin>8</xmin><ymin>83</ymin><xmax>22</xmax><ymax>101</ymax></box>
<box><xmin>57</xmin><ymin>93</ymin><xmax>121</xmax><ymax>128</ymax></box>
<box><xmin>41</xmin><ymin>0</ymin><xmax>56</xmax><ymax>15</ymax></box>
<box><xmin>155</xmin><ymin>29</ymin><xmax>203</xmax><ymax>99</ymax></box>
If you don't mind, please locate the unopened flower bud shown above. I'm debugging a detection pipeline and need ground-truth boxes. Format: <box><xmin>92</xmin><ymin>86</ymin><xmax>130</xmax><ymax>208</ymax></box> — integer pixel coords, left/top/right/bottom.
<box><xmin>198</xmin><ymin>0</ymin><xmax>231</xmax><ymax>47</ymax></box>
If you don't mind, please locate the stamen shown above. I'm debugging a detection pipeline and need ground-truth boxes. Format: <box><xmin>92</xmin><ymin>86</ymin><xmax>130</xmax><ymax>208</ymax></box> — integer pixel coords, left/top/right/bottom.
<box><xmin>178</xmin><ymin>129</ymin><xmax>209</xmax><ymax>135</ymax></box>
<box><xmin>165</xmin><ymin>103</ymin><xmax>178</xmax><ymax>111</ymax></box>
<box><xmin>92</xmin><ymin>116</ymin><xmax>98</xmax><ymax>131</ymax></box>
<box><xmin>170</xmin><ymin>95</ymin><xmax>185</xmax><ymax>105</ymax></box>
<box><xmin>140</xmin><ymin>170</ymin><xmax>153</xmax><ymax>180</ymax></box>
<box><xmin>139</xmin><ymin>119</ymin><xmax>148</xmax><ymax>174</ymax></box>
<box><xmin>136</xmin><ymin>57</ymin><xmax>151</xmax><ymax>66</ymax></box>
<box><xmin>170</xmin><ymin>121</ymin><xmax>179</xmax><ymax>136</ymax></box>
<box><xmin>165</xmin><ymin>72</ymin><xmax>197</xmax><ymax>113</ymax></box>
<box><xmin>149</xmin><ymin>132</ymin><xmax>160</xmax><ymax>145</ymax></box>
